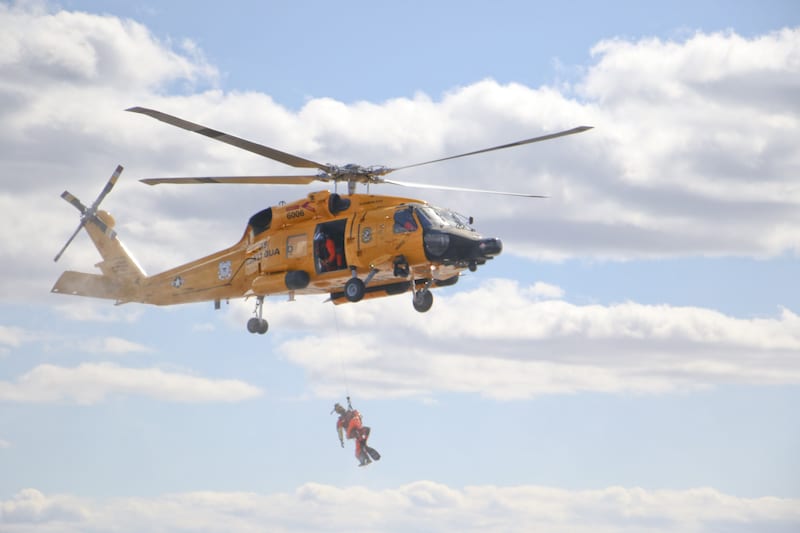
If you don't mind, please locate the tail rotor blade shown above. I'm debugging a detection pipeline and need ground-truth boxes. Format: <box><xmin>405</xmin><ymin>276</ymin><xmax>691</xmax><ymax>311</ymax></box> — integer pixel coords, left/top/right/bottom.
<box><xmin>61</xmin><ymin>191</ymin><xmax>87</xmax><ymax>213</ymax></box>
<box><xmin>54</xmin><ymin>165</ymin><xmax>122</xmax><ymax>261</ymax></box>
<box><xmin>91</xmin><ymin>165</ymin><xmax>123</xmax><ymax>210</ymax></box>
<box><xmin>54</xmin><ymin>222</ymin><xmax>85</xmax><ymax>262</ymax></box>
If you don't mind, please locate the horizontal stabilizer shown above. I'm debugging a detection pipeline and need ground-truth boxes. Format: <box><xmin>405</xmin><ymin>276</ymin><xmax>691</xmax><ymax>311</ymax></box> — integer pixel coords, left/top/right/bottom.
<box><xmin>51</xmin><ymin>271</ymin><xmax>125</xmax><ymax>301</ymax></box>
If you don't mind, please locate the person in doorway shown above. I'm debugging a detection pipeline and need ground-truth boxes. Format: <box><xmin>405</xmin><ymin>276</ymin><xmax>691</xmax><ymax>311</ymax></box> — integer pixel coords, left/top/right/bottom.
<box><xmin>316</xmin><ymin>231</ymin><xmax>341</xmax><ymax>272</ymax></box>
<box><xmin>324</xmin><ymin>234</ymin><xmax>337</xmax><ymax>269</ymax></box>
<box><xmin>333</xmin><ymin>400</ymin><xmax>379</xmax><ymax>467</ymax></box>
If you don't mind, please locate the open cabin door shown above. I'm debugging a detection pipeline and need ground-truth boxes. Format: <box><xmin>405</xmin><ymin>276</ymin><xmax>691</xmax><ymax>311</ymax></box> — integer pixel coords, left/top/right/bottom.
<box><xmin>314</xmin><ymin>219</ymin><xmax>347</xmax><ymax>274</ymax></box>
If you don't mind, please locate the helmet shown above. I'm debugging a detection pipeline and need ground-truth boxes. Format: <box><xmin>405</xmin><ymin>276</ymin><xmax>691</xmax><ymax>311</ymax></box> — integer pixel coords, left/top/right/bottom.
<box><xmin>332</xmin><ymin>403</ymin><xmax>346</xmax><ymax>415</ymax></box>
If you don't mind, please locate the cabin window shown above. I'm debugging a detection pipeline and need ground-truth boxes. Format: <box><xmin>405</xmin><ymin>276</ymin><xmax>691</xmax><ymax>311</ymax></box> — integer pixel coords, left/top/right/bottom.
<box><xmin>286</xmin><ymin>234</ymin><xmax>308</xmax><ymax>259</ymax></box>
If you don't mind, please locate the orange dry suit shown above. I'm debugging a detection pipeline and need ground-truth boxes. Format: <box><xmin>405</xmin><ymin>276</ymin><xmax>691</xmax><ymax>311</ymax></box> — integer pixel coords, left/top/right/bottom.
<box><xmin>336</xmin><ymin>406</ymin><xmax>371</xmax><ymax>465</ymax></box>
<box><xmin>322</xmin><ymin>236</ymin><xmax>342</xmax><ymax>271</ymax></box>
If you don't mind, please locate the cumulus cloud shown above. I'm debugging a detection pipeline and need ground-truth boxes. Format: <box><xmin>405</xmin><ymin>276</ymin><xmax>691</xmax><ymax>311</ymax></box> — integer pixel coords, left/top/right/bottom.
<box><xmin>0</xmin><ymin>326</ymin><xmax>30</xmax><ymax>349</ymax></box>
<box><xmin>0</xmin><ymin>3</ymin><xmax>216</xmax><ymax>94</ymax></box>
<box><xmin>0</xmin><ymin>362</ymin><xmax>263</xmax><ymax>404</ymax></box>
<box><xmin>529</xmin><ymin>281</ymin><xmax>565</xmax><ymax>300</ymax></box>
<box><xmin>0</xmin><ymin>488</ymin><xmax>88</xmax><ymax>527</ymax></box>
<box><xmin>0</xmin><ymin>5</ymin><xmax>797</xmax><ymax>400</ymax></box>
<box><xmin>51</xmin><ymin>301</ymin><xmax>145</xmax><ymax>323</ymax></box>
<box><xmin>250</xmin><ymin>279</ymin><xmax>800</xmax><ymax>399</ymax></box>
<box><xmin>1</xmin><ymin>4</ymin><xmax>797</xmax><ymax>303</ymax></box>
<box><xmin>0</xmin><ymin>325</ymin><xmax>50</xmax><ymax>357</ymax></box>
<box><xmin>0</xmin><ymin>483</ymin><xmax>797</xmax><ymax>533</ymax></box>
<box><xmin>78</xmin><ymin>336</ymin><xmax>151</xmax><ymax>355</ymax></box>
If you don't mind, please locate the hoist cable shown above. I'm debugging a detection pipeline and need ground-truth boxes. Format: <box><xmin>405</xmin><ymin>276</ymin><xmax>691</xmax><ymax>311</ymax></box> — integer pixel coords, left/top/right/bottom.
<box><xmin>331</xmin><ymin>303</ymin><xmax>350</xmax><ymax>400</ymax></box>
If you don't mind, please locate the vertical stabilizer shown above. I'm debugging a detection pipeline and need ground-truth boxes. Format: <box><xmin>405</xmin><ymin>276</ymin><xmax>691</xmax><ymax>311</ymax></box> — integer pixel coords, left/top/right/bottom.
<box><xmin>52</xmin><ymin>166</ymin><xmax>146</xmax><ymax>302</ymax></box>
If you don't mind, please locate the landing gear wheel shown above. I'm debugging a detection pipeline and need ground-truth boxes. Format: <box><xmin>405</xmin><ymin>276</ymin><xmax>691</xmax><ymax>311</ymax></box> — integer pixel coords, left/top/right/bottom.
<box><xmin>412</xmin><ymin>289</ymin><xmax>433</xmax><ymax>313</ymax></box>
<box><xmin>247</xmin><ymin>317</ymin><xmax>269</xmax><ymax>334</ymax></box>
<box><xmin>344</xmin><ymin>278</ymin><xmax>366</xmax><ymax>302</ymax></box>
<box><xmin>247</xmin><ymin>296</ymin><xmax>269</xmax><ymax>335</ymax></box>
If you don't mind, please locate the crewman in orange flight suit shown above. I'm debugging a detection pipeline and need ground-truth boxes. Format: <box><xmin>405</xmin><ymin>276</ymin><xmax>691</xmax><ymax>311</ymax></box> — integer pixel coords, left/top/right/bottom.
<box><xmin>318</xmin><ymin>232</ymin><xmax>342</xmax><ymax>272</ymax></box>
<box><xmin>334</xmin><ymin>401</ymin><xmax>379</xmax><ymax>467</ymax></box>
<box><xmin>325</xmin><ymin>235</ymin><xmax>339</xmax><ymax>269</ymax></box>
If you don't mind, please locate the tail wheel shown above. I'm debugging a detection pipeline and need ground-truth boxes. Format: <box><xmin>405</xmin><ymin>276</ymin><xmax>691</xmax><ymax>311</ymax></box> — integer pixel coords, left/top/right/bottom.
<box><xmin>247</xmin><ymin>318</ymin><xmax>269</xmax><ymax>334</ymax></box>
<box><xmin>412</xmin><ymin>289</ymin><xmax>433</xmax><ymax>312</ymax></box>
<box><xmin>247</xmin><ymin>296</ymin><xmax>269</xmax><ymax>334</ymax></box>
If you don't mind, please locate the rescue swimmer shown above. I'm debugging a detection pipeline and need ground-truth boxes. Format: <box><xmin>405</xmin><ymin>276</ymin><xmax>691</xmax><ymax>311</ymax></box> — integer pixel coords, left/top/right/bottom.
<box><xmin>333</xmin><ymin>398</ymin><xmax>381</xmax><ymax>467</ymax></box>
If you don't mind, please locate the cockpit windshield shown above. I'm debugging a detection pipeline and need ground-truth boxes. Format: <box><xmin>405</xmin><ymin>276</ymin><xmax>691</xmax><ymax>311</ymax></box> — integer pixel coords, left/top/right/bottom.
<box><xmin>415</xmin><ymin>205</ymin><xmax>475</xmax><ymax>232</ymax></box>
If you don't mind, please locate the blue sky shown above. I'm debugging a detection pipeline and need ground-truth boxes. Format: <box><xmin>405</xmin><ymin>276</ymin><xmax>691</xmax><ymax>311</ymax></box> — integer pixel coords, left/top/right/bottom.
<box><xmin>59</xmin><ymin>0</ymin><xmax>798</xmax><ymax>108</ymax></box>
<box><xmin>1</xmin><ymin>1</ymin><xmax>799</xmax><ymax>531</ymax></box>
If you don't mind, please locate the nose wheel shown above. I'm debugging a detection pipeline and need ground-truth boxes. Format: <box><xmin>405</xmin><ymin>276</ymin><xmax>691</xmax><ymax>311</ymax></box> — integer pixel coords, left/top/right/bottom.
<box><xmin>412</xmin><ymin>289</ymin><xmax>433</xmax><ymax>312</ymax></box>
<box><xmin>247</xmin><ymin>295</ymin><xmax>269</xmax><ymax>334</ymax></box>
<box><xmin>412</xmin><ymin>278</ymin><xmax>434</xmax><ymax>313</ymax></box>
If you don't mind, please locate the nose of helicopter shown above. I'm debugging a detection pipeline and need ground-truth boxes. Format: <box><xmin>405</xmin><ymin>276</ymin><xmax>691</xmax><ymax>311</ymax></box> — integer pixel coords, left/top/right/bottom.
<box><xmin>422</xmin><ymin>228</ymin><xmax>502</xmax><ymax>267</ymax></box>
<box><xmin>476</xmin><ymin>237</ymin><xmax>502</xmax><ymax>258</ymax></box>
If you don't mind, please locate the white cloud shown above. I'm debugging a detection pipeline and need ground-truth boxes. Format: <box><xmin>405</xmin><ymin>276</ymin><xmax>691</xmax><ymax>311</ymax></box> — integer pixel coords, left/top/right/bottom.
<box><xmin>0</xmin><ymin>484</ymin><xmax>797</xmax><ymax>533</ymax></box>
<box><xmin>0</xmin><ymin>362</ymin><xmax>263</xmax><ymax>404</ymax></box>
<box><xmin>0</xmin><ymin>326</ymin><xmax>29</xmax><ymax>348</ymax></box>
<box><xmin>51</xmin><ymin>302</ymin><xmax>145</xmax><ymax>323</ymax></box>
<box><xmin>259</xmin><ymin>279</ymin><xmax>800</xmax><ymax>399</ymax></box>
<box><xmin>0</xmin><ymin>488</ymin><xmax>88</xmax><ymax>527</ymax></box>
<box><xmin>0</xmin><ymin>5</ymin><xmax>796</xmax><ymax>419</ymax></box>
<box><xmin>0</xmin><ymin>6</ymin><xmax>797</xmax><ymax>303</ymax></box>
<box><xmin>0</xmin><ymin>438</ymin><xmax>10</xmax><ymax>449</ymax></box>
<box><xmin>0</xmin><ymin>3</ymin><xmax>217</xmax><ymax>92</ymax></box>
<box><xmin>529</xmin><ymin>281</ymin><xmax>565</xmax><ymax>300</ymax></box>
<box><xmin>78</xmin><ymin>336</ymin><xmax>151</xmax><ymax>355</ymax></box>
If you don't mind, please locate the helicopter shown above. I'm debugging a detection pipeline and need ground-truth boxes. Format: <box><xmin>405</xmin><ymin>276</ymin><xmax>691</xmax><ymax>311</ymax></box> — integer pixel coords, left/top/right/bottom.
<box><xmin>52</xmin><ymin>107</ymin><xmax>591</xmax><ymax>334</ymax></box>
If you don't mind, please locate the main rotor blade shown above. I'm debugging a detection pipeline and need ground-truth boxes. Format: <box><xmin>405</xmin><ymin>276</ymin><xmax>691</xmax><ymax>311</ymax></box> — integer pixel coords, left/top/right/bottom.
<box><xmin>383</xmin><ymin>178</ymin><xmax>547</xmax><ymax>198</ymax></box>
<box><xmin>139</xmin><ymin>175</ymin><xmax>323</xmax><ymax>186</ymax></box>
<box><xmin>390</xmin><ymin>126</ymin><xmax>593</xmax><ymax>173</ymax></box>
<box><xmin>127</xmin><ymin>107</ymin><xmax>327</xmax><ymax>171</ymax></box>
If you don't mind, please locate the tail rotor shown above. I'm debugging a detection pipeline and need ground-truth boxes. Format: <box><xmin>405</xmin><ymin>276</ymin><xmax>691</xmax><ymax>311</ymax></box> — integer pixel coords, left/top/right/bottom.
<box><xmin>54</xmin><ymin>165</ymin><xmax>123</xmax><ymax>262</ymax></box>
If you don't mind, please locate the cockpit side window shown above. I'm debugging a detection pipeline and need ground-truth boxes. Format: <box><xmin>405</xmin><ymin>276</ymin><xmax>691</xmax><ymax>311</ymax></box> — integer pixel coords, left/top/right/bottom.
<box><xmin>447</xmin><ymin>210</ymin><xmax>475</xmax><ymax>231</ymax></box>
<box><xmin>393</xmin><ymin>208</ymin><xmax>418</xmax><ymax>233</ymax></box>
